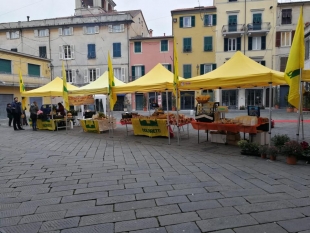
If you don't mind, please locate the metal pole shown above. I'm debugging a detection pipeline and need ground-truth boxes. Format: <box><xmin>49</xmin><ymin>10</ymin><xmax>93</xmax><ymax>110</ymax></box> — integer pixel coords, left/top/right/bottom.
<box><xmin>147</xmin><ymin>93</ymin><xmax>150</xmax><ymax>116</ymax></box>
<box><xmin>166</xmin><ymin>90</ymin><xmax>170</xmax><ymax>145</ymax></box>
<box><xmin>268</xmin><ymin>83</ymin><xmax>272</xmax><ymax>145</ymax></box>
<box><xmin>296</xmin><ymin>69</ymin><xmax>303</xmax><ymax>142</ymax></box>
<box><xmin>50</xmin><ymin>96</ymin><xmax>53</xmax><ymax>120</ymax></box>
<box><xmin>176</xmin><ymin>90</ymin><xmax>180</xmax><ymax>145</ymax></box>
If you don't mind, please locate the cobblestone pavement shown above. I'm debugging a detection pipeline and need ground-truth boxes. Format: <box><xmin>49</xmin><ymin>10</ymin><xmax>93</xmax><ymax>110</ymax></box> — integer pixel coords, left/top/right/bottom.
<box><xmin>0</xmin><ymin>110</ymin><xmax>310</xmax><ymax>232</ymax></box>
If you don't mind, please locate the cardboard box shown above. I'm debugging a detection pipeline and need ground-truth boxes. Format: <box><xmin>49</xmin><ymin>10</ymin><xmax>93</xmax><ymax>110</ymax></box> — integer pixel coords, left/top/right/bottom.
<box><xmin>211</xmin><ymin>134</ymin><xmax>226</xmax><ymax>144</ymax></box>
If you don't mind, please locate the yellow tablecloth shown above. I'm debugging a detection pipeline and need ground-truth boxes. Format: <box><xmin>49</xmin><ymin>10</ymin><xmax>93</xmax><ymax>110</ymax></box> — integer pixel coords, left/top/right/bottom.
<box><xmin>131</xmin><ymin>118</ymin><xmax>169</xmax><ymax>137</ymax></box>
<box><xmin>79</xmin><ymin>118</ymin><xmax>116</xmax><ymax>133</ymax></box>
<box><xmin>29</xmin><ymin>119</ymin><xmax>56</xmax><ymax>131</ymax></box>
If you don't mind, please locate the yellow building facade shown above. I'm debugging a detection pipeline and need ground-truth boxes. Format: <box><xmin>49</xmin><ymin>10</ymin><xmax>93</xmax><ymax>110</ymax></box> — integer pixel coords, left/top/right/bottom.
<box><xmin>0</xmin><ymin>49</ymin><xmax>51</xmax><ymax>118</ymax></box>
<box><xmin>171</xmin><ymin>6</ymin><xmax>217</xmax><ymax>109</ymax></box>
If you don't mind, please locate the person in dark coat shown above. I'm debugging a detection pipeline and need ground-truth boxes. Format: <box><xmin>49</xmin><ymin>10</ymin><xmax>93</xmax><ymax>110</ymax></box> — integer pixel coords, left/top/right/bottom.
<box><xmin>30</xmin><ymin>101</ymin><xmax>39</xmax><ymax>131</ymax></box>
<box><xmin>57</xmin><ymin>103</ymin><xmax>65</xmax><ymax>116</ymax></box>
<box><xmin>11</xmin><ymin>97</ymin><xmax>24</xmax><ymax>130</ymax></box>
<box><xmin>6</xmin><ymin>103</ymin><xmax>13</xmax><ymax>127</ymax></box>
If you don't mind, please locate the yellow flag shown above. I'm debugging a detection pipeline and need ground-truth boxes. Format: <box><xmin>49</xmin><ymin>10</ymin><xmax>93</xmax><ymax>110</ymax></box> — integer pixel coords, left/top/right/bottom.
<box><xmin>62</xmin><ymin>62</ymin><xmax>70</xmax><ymax>110</ymax></box>
<box><xmin>108</xmin><ymin>52</ymin><xmax>117</xmax><ymax>110</ymax></box>
<box><xmin>173</xmin><ymin>39</ymin><xmax>180</xmax><ymax>109</ymax></box>
<box><xmin>19</xmin><ymin>70</ymin><xmax>26</xmax><ymax>109</ymax></box>
<box><xmin>284</xmin><ymin>7</ymin><xmax>304</xmax><ymax>109</ymax></box>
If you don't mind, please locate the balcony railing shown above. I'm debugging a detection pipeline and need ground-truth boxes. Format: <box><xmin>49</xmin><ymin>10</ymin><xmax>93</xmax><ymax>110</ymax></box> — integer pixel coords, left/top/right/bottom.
<box><xmin>247</xmin><ymin>22</ymin><xmax>271</xmax><ymax>35</ymax></box>
<box><xmin>0</xmin><ymin>73</ymin><xmax>49</xmax><ymax>87</ymax></box>
<box><xmin>222</xmin><ymin>24</ymin><xmax>245</xmax><ymax>37</ymax></box>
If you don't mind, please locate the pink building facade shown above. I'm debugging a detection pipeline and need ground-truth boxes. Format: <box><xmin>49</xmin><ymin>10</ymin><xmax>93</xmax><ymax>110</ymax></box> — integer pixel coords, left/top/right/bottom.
<box><xmin>129</xmin><ymin>36</ymin><xmax>174</xmax><ymax>111</ymax></box>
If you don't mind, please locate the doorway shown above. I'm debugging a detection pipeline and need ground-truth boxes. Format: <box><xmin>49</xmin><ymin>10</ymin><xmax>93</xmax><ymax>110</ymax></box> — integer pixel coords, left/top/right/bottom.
<box><xmin>222</xmin><ymin>90</ymin><xmax>237</xmax><ymax>109</ymax></box>
<box><xmin>246</xmin><ymin>89</ymin><xmax>263</xmax><ymax>106</ymax></box>
<box><xmin>181</xmin><ymin>91</ymin><xmax>195</xmax><ymax>110</ymax></box>
<box><xmin>135</xmin><ymin>94</ymin><xmax>143</xmax><ymax>110</ymax></box>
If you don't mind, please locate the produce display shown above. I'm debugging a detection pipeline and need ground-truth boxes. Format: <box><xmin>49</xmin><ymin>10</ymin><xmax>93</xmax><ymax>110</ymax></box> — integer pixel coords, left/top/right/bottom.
<box><xmin>196</xmin><ymin>95</ymin><xmax>211</xmax><ymax>103</ymax></box>
<box><xmin>120</xmin><ymin>113</ymin><xmax>192</xmax><ymax>125</ymax></box>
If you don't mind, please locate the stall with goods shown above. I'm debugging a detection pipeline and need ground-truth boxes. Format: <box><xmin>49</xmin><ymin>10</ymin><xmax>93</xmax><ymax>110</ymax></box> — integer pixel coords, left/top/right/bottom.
<box><xmin>79</xmin><ymin>112</ymin><xmax>116</xmax><ymax>133</ymax></box>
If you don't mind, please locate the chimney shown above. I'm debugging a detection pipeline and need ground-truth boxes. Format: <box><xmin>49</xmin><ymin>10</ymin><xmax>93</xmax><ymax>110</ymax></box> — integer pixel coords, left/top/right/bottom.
<box><xmin>27</xmin><ymin>16</ymin><xmax>30</xmax><ymax>21</ymax></box>
<box><xmin>149</xmin><ymin>29</ymin><xmax>153</xmax><ymax>37</ymax></box>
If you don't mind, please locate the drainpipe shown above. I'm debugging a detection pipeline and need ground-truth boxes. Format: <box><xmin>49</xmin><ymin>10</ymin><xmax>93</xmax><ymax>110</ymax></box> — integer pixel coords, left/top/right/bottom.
<box><xmin>244</xmin><ymin>0</ymin><xmax>246</xmax><ymax>55</ymax></box>
<box><xmin>48</xmin><ymin>28</ymin><xmax>52</xmax><ymax>80</ymax></box>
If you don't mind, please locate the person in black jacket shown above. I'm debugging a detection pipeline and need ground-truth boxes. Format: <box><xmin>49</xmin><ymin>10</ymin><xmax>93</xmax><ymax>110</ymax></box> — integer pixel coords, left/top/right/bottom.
<box><xmin>11</xmin><ymin>97</ymin><xmax>24</xmax><ymax>130</ymax></box>
<box><xmin>6</xmin><ymin>103</ymin><xmax>13</xmax><ymax>127</ymax></box>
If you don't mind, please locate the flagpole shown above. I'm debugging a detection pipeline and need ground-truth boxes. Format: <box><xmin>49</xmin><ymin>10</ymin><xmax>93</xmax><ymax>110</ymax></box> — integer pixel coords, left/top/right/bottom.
<box><xmin>176</xmin><ymin>90</ymin><xmax>180</xmax><ymax>146</ymax></box>
<box><xmin>268</xmin><ymin>82</ymin><xmax>272</xmax><ymax>145</ymax></box>
<box><xmin>166</xmin><ymin>90</ymin><xmax>171</xmax><ymax>145</ymax></box>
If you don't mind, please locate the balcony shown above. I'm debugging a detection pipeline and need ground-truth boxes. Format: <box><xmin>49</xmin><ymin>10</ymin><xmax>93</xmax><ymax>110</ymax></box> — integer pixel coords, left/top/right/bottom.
<box><xmin>0</xmin><ymin>73</ymin><xmax>50</xmax><ymax>88</ymax></box>
<box><xmin>247</xmin><ymin>22</ymin><xmax>271</xmax><ymax>35</ymax></box>
<box><xmin>222</xmin><ymin>24</ymin><xmax>245</xmax><ymax>37</ymax></box>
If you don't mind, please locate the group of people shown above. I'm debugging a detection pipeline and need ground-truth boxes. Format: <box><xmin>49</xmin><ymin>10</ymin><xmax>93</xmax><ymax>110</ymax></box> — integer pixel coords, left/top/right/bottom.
<box><xmin>6</xmin><ymin>98</ymin><xmax>65</xmax><ymax>131</ymax></box>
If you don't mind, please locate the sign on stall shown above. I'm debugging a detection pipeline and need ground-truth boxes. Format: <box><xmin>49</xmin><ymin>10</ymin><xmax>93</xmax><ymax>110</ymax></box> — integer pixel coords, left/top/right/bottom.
<box><xmin>131</xmin><ymin>118</ymin><xmax>168</xmax><ymax>137</ymax></box>
<box><xmin>69</xmin><ymin>95</ymin><xmax>95</xmax><ymax>106</ymax></box>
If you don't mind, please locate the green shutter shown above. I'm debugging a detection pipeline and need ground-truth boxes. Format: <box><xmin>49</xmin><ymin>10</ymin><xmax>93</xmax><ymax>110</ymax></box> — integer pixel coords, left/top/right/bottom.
<box><xmin>167</xmin><ymin>64</ymin><xmax>172</xmax><ymax>71</ymax></box>
<box><xmin>224</xmin><ymin>38</ymin><xmax>228</xmax><ymax>51</ymax></box>
<box><xmin>141</xmin><ymin>66</ymin><xmax>145</xmax><ymax>76</ymax></box>
<box><xmin>191</xmin><ymin>16</ymin><xmax>195</xmax><ymax>27</ymax></box>
<box><xmin>204</xmin><ymin>15</ymin><xmax>209</xmax><ymax>26</ymax></box>
<box><xmin>0</xmin><ymin>59</ymin><xmax>12</xmax><ymax>74</ymax></box>
<box><xmin>184</xmin><ymin>38</ymin><xmax>191</xmax><ymax>52</ymax></box>
<box><xmin>212</xmin><ymin>15</ymin><xmax>217</xmax><ymax>26</ymax></box>
<box><xmin>180</xmin><ymin>17</ymin><xmax>183</xmax><ymax>28</ymax></box>
<box><xmin>212</xmin><ymin>64</ymin><xmax>217</xmax><ymax>70</ymax></box>
<box><xmin>261</xmin><ymin>36</ymin><xmax>266</xmax><ymax>50</ymax></box>
<box><xmin>131</xmin><ymin>66</ymin><xmax>135</xmax><ymax>80</ymax></box>
<box><xmin>248</xmin><ymin>37</ymin><xmax>252</xmax><ymax>50</ymax></box>
<box><xmin>28</xmin><ymin>64</ymin><xmax>40</xmax><ymax>77</ymax></box>
<box><xmin>204</xmin><ymin>37</ymin><xmax>212</xmax><ymax>51</ymax></box>
<box><xmin>200</xmin><ymin>64</ymin><xmax>204</xmax><ymax>75</ymax></box>
<box><xmin>261</xmin><ymin>61</ymin><xmax>266</xmax><ymax>66</ymax></box>
<box><xmin>237</xmin><ymin>37</ymin><xmax>241</xmax><ymax>51</ymax></box>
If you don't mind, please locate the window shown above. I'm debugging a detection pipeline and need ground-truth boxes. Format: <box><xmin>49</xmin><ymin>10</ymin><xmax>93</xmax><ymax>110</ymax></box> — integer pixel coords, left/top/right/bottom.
<box><xmin>114</xmin><ymin>67</ymin><xmax>126</xmax><ymax>82</ymax></box>
<box><xmin>179</xmin><ymin>16</ymin><xmax>195</xmax><ymax>28</ymax></box>
<box><xmin>131</xmin><ymin>66</ymin><xmax>145</xmax><ymax>80</ymax></box>
<box><xmin>306</xmin><ymin>39</ymin><xmax>310</xmax><ymax>60</ymax></box>
<box><xmin>280</xmin><ymin>57</ymin><xmax>288</xmax><ymax>72</ymax></box>
<box><xmin>28</xmin><ymin>64</ymin><xmax>40</xmax><ymax>77</ymax></box>
<box><xmin>87</xmin><ymin>44</ymin><xmax>96</xmax><ymax>59</ymax></box>
<box><xmin>281</xmin><ymin>31</ymin><xmax>291</xmax><ymax>47</ymax></box>
<box><xmin>228</xmin><ymin>15</ymin><xmax>237</xmax><ymax>32</ymax></box>
<box><xmin>161</xmin><ymin>40</ymin><xmax>168</xmax><ymax>52</ymax></box>
<box><xmin>162</xmin><ymin>64</ymin><xmax>172</xmax><ymax>71</ymax></box>
<box><xmin>59</xmin><ymin>45</ymin><xmax>74</xmax><ymax>60</ymax></box>
<box><xmin>11</xmin><ymin>48</ymin><xmax>17</xmax><ymax>52</ymax></box>
<box><xmin>229</xmin><ymin>0</ymin><xmax>237</xmax><ymax>1</ymax></box>
<box><xmin>253</xmin><ymin>13</ymin><xmax>262</xmax><ymax>30</ymax></box>
<box><xmin>59</xmin><ymin>27</ymin><xmax>73</xmax><ymax>36</ymax></box>
<box><xmin>204</xmin><ymin>15</ymin><xmax>216</xmax><ymax>26</ymax></box>
<box><xmin>248</xmin><ymin>36</ymin><xmax>266</xmax><ymax>50</ymax></box>
<box><xmin>89</xmin><ymin>69</ymin><xmax>97</xmax><ymax>82</ymax></box>
<box><xmin>183</xmin><ymin>38</ymin><xmax>192</xmax><ymax>52</ymax></box>
<box><xmin>134</xmin><ymin>42</ymin><xmax>142</xmax><ymax>53</ymax></box>
<box><xmin>83</xmin><ymin>68</ymin><xmax>100</xmax><ymax>83</ymax></box>
<box><xmin>224</xmin><ymin>37</ymin><xmax>241</xmax><ymax>51</ymax></box>
<box><xmin>257</xmin><ymin>61</ymin><xmax>266</xmax><ymax>66</ymax></box>
<box><xmin>200</xmin><ymin>64</ymin><xmax>217</xmax><ymax>75</ymax></box>
<box><xmin>204</xmin><ymin>37</ymin><xmax>212</xmax><ymax>51</ymax></box>
<box><xmin>6</xmin><ymin>31</ymin><xmax>19</xmax><ymax>40</ymax></box>
<box><xmin>108</xmin><ymin>24</ymin><xmax>125</xmax><ymax>33</ymax></box>
<box><xmin>113</xmin><ymin>43</ymin><xmax>121</xmax><ymax>58</ymax></box>
<box><xmin>38</xmin><ymin>29</ymin><xmax>49</xmax><ymax>37</ymax></box>
<box><xmin>0</xmin><ymin>59</ymin><xmax>11</xmax><ymax>74</ymax></box>
<box><xmin>66</xmin><ymin>70</ymin><xmax>72</xmax><ymax>83</ymax></box>
<box><xmin>282</xmin><ymin>9</ymin><xmax>292</xmax><ymax>25</ymax></box>
<box><xmin>183</xmin><ymin>64</ymin><xmax>191</xmax><ymax>79</ymax></box>
<box><xmin>39</xmin><ymin>46</ymin><xmax>47</xmax><ymax>58</ymax></box>
<box><xmin>83</xmin><ymin>26</ymin><xmax>99</xmax><ymax>34</ymax></box>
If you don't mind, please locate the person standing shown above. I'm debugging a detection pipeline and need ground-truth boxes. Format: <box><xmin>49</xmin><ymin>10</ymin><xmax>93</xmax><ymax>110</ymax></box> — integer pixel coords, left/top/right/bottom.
<box><xmin>6</xmin><ymin>103</ymin><xmax>13</xmax><ymax>127</ymax></box>
<box><xmin>30</xmin><ymin>101</ymin><xmax>39</xmax><ymax>131</ymax></box>
<box><xmin>11</xmin><ymin>97</ymin><xmax>24</xmax><ymax>130</ymax></box>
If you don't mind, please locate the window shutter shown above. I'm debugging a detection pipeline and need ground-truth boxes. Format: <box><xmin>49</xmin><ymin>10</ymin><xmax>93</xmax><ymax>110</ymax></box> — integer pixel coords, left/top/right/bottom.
<box><xmin>261</xmin><ymin>36</ymin><xmax>266</xmax><ymax>50</ymax></box>
<box><xmin>131</xmin><ymin>66</ymin><xmax>135</xmax><ymax>80</ymax></box>
<box><xmin>45</xmin><ymin>29</ymin><xmax>49</xmax><ymax>36</ymax></box>
<box><xmin>212</xmin><ymin>15</ymin><xmax>217</xmax><ymax>26</ymax></box>
<box><xmin>237</xmin><ymin>37</ymin><xmax>241</xmax><ymax>51</ymax></box>
<box><xmin>6</xmin><ymin>32</ymin><xmax>10</xmax><ymax>39</ymax></box>
<box><xmin>72</xmin><ymin>69</ymin><xmax>76</xmax><ymax>83</ymax></box>
<box><xmin>141</xmin><ymin>66</ymin><xmax>145</xmax><ymax>76</ymax></box>
<box><xmin>291</xmin><ymin>30</ymin><xmax>295</xmax><ymax>43</ymax></box>
<box><xmin>120</xmin><ymin>24</ymin><xmax>125</xmax><ymax>32</ymax></box>
<box><xmin>167</xmin><ymin>64</ymin><xmax>172</xmax><ymax>71</ymax></box>
<box><xmin>96</xmin><ymin>68</ymin><xmax>100</xmax><ymax>79</ymax></box>
<box><xmin>84</xmin><ymin>69</ymin><xmax>89</xmax><ymax>83</ymax></box>
<box><xmin>224</xmin><ymin>38</ymin><xmax>228</xmax><ymax>51</ymax></box>
<box><xmin>212</xmin><ymin>64</ymin><xmax>217</xmax><ymax>70</ymax></box>
<box><xmin>95</xmin><ymin>26</ymin><xmax>99</xmax><ymax>34</ymax></box>
<box><xmin>121</xmin><ymin>67</ymin><xmax>126</xmax><ymax>82</ymax></box>
<box><xmin>191</xmin><ymin>16</ymin><xmax>195</xmax><ymax>27</ymax></box>
<box><xmin>16</xmin><ymin>31</ymin><xmax>20</xmax><ymax>38</ymax></box>
<box><xmin>248</xmin><ymin>37</ymin><xmax>252</xmax><ymax>50</ymax></box>
<box><xmin>108</xmin><ymin>25</ymin><xmax>113</xmax><ymax>32</ymax></box>
<box><xmin>87</xmin><ymin>44</ymin><xmax>91</xmax><ymax>59</ymax></box>
<box><xmin>83</xmin><ymin>26</ymin><xmax>87</xmax><ymax>34</ymax></box>
<box><xmin>59</xmin><ymin>28</ymin><xmax>63</xmax><ymax>36</ymax></box>
<box><xmin>69</xmin><ymin>27</ymin><xmax>73</xmax><ymax>35</ymax></box>
<box><xmin>200</xmin><ymin>64</ymin><xmax>204</xmax><ymax>75</ymax></box>
<box><xmin>59</xmin><ymin>45</ymin><xmax>63</xmax><ymax>60</ymax></box>
<box><xmin>261</xmin><ymin>61</ymin><xmax>266</xmax><ymax>66</ymax></box>
<box><xmin>70</xmin><ymin>45</ymin><xmax>75</xmax><ymax>59</ymax></box>
<box><xmin>179</xmin><ymin>17</ymin><xmax>183</xmax><ymax>28</ymax></box>
<box><xmin>276</xmin><ymin>31</ymin><xmax>281</xmax><ymax>47</ymax></box>
<box><xmin>204</xmin><ymin>15</ymin><xmax>209</xmax><ymax>26</ymax></box>
<box><xmin>34</xmin><ymin>30</ymin><xmax>38</xmax><ymax>37</ymax></box>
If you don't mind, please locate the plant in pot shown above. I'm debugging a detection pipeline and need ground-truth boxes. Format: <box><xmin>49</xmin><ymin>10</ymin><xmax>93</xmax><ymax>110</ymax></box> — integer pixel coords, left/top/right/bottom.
<box><xmin>267</xmin><ymin>146</ymin><xmax>279</xmax><ymax>161</ymax></box>
<box><xmin>299</xmin><ymin>141</ymin><xmax>310</xmax><ymax>163</ymax></box>
<box><xmin>238</xmin><ymin>140</ymin><xmax>260</xmax><ymax>156</ymax></box>
<box><xmin>271</xmin><ymin>134</ymin><xmax>290</xmax><ymax>151</ymax></box>
<box><xmin>282</xmin><ymin>140</ymin><xmax>303</xmax><ymax>165</ymax></box>
<box><xmin>240</xmin><ymin>105</ymin><xmax>245</xmax><ymax>110</ymax></box>
<box><xmin>285</xmin><ymin>94</ymin><xmax>294</xmax><ymax>112</ymax></box>
<box><xmin>274</xmin><ymin>101</ymin><xmax>280</xmax><ymax>109</ymax></box>
<box><xmin>259</xmin><ymin>145</ymin><xmax>268</xmax><ymax>159</ymax></box>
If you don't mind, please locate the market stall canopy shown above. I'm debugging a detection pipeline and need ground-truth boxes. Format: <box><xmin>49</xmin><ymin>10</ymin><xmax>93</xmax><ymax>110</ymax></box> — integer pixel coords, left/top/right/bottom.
<box><xmin>69</xmin><ymin>71</ymin><xmax>124</xmax><ymax>95</ymax></box>
<box><xmin>114</xmin><ymin>63</ymin><xmax>184</xmax><ymax>94</ymax></box>
<box><xmin>21</xmin><ymin>77</ymin><xmax>79</xmax><ymax>97</ymax></box>
<box><xmin>179</xmin><ymin>51</ymin><xmax>286</xmax><ymax>90</ymax></box>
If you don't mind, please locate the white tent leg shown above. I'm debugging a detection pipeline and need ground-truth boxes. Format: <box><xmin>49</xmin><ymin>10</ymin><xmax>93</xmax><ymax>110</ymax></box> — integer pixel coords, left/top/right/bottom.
<box><xmin>176</xmin><ymin>90</ymin><xmax>180</xmax><ymax>146</ymax></box>
<box><xmin>268</xmin><ymin>83</ymin><xmax>272</xmax><ymax>145</ymax></box>
<box><xmin>166</xmin><ymin>90</ymin><xmax>170</xmax><ymax>145</ymax></box>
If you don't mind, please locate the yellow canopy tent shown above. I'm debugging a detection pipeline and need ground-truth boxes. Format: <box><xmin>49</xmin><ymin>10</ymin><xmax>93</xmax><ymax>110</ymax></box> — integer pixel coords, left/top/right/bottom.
<box><xmin>21</xmin><ymin>77</ymin><xmax>79</xmax><ymax>97</ymax></box>
<box><xmin>69</xmin><ymin>71</ymin><xmax>124</xmax><ymax>95</ymax></box>
<box><xmin>302</xmin><ymin>70</ymin><xmax>310</xmax><ymax>82</ymax></box>
<box><xmin>114</xmin><ymin>63</ymin><xmax>184</xmax><ymax>94</ymax></box>
<box><xmin>179</xmin><ymin>51</ymin><xmax>286</xmax><ymax>90</ymax></box>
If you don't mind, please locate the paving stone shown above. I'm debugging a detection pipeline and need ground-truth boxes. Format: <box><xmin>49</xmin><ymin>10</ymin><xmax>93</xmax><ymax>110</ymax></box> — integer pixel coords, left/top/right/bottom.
<box><xmin>136</xmin><ymin>205</ymin><xmax>181</xmax><ymax>218</ymax></box>
<box><xmin>187</xmin><ymin>192</ymin><xmax>224</xmax><ymax>202</ymax></box>
<box><xmin>209</xmin><ymin>230</ymin><xmax>235</xmax><ymax>233</ymax></box>
<box><xmin>179</xmin><ymin>200</ymin><xmax>221</xmax><ymax>212</ymax></box>
<box><xmin>125</xmin><ymin>181</ymin><xmax>157</xmax><ymax>189</ymax></box>
<box><xmin>80</xmin><ymin>210</ymin><xmax>136</xmax><ymax>226</ymax></box>
<box><xmin>158</xmin><ymin>212</ymin><xmax>200</xmax><ymax>226</ymax></box>
<box><xmin>220</xmin><ymin>188</ymin><xmax>267</xmax><ymax>198</ymax></box>
<box><xmin>50</xmin><ymin>184</ymin><xmax>87</xmax><ymax>192</ymax></box>
<box><xmin>65</xmin><ymin>205</ymin><xmax>113</xmax><ymax>217</ymax></box>
<box><xmin>19</xmin><ymin>197</ymin><xmax>61</xmax><ymax>209</ymax></box>
<box><xmin>197</xmin><ymin>207</ymin><xmax>240</xmax><ymax>220</ymax></box>
<box><xmin>244</xmin><ymin>193</ymin><xmax>294</xmax><ymax>204</ymax></box>
<box><xmin>143</xmin><ymin>185</ymin><xmax>173</xmax><ymax>193</ymax></box>
<box><xmin>289</xmin><ymin>197</ymin><xmax>310</xmax><ymax>207</ymax></box>
<box><xmin>0</xmin><ymin>203</ymin><xmax>20</xmax><ymax>211</ymax></box>
<box><xmin>235</xmin><ymin>200</ymin><xmax>296</xmax><ymax>214</ymax></box>
<box><xmin>31</xmin><ymin>190</ymin><xmax>74</xmax><ymax>201</ymax></box>
<box><xmin>49</xmin><ymin>180</ymin><xmax>78</xmax><ymax>187</ymax></box>
<box><xmin>130</xmin><ymin>227</ymin><xmax>167</xmax><ymax>233</ymax></box>
<box><xmin>196</xmin><ymin>214</ymin><xmax>258</xmax><ymax>232</ymax></box>
<box><xmin>234</xmin><ymin>222</ymin><xmax>288</xmax><ymax>233</ymax></box>
<box><xmin>39</xmin><ymin>217</ymin><xmax>79</xmax><ymax>232</ymax></box>
<box><xmin>109</xmin><ymin>188</ymin><xmax>143</xmax><ymax>196</ymax></box>
<box><xmin>1</xmin><ymin>222</ymin><xmax>42</xmax><ymax>233</ymax></box>
<box><xmin>278</xmin><ymin>217</ymin><xmax>310</xmax><ymax>232</ymax></box>
<box><xmin>136</xmin><ymin>191</ymin><xmax>168</xmax><ymax>200</ymax></box>
<box><xmin>218</xmin><ymin>197</ymin><xmax>248</xmax><ymax>207</ymax></box>
<box><xmin>251</xmin><ymin>208</ymin><xmax>305</xmax><ymax>223</ymax></box>
<box><xmin>61</xmin><ymin>223</ymin><xmax>114</xmax><ymax>233</ymax></box>
<box><xmin>167</xmin><ymin>188</ymin><xmax>207</xmax><ymax>197</ymax></box>
<box><xmin>61</xmin><ymin>191</ymin><xmax>108</xmax><ymax>203</ymax></box>
<box><xmin>75</xmin><ymin>184</ymin><xmax>124</xmax><ymax>194</ymax></box>
<box><xmin>0</xmin><ymin>196</ymin><xmax>32</xmax><ymax>204</ymax></box>
<box><xmin>36</xmin><ymin>200</ymin><xmax>95</xmax><ymax>214</ymax></box>
<box><xmin>20</xmin><ymin>211</ymin><xmax>66</xmax><ymax>224</ymax></box>
<box><xmin>97</xmin><ymin>194</ymin><xmax>136</xmax><ymax>205</ymax></box>
<box><xmin>0</xmin><ymin>207</ymin><xmax>37</xmax><ymax>218</ymax></box>
<box><xmin>0</xmin><ymin>216</ymin><xmax>21</xmax><ymax>227</ymax></box>
<box><xmin>165</xmin><ymin>222</ymin><xmax>201</xmax><ymax>233</ymax></box>
<box><xmin>87</xmin><ymin>180</ymin><xmax>118</xmax><ymax>188</ymax></box>
<box><xmin>115</xmin><ymin>200</ymin><xmax>156</xmax><ymax>211</ymax></box>
<box><xmin>155</xmin><ymin>193</ymin><xmax>191</xmax><ymax>205</ymax></box>
<box><xmin>115</xmin><ymin>218</ymin><xmax>158</xmax><ymax>232</ymax></box>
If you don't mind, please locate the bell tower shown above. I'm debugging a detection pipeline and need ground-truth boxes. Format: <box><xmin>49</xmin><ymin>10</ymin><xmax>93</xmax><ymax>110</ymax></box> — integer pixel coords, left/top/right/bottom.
<box><xmin>75</xmin><ymin>0</ymin><xmax>116</xmax><ymax>16</ymax></box>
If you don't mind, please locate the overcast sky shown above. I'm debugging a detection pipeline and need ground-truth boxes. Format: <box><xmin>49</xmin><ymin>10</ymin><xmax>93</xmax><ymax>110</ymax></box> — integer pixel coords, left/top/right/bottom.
<box><xmin>0</xmin><ymin>0</ymin><xmax>213</xmax><ymax>36</ymax></box>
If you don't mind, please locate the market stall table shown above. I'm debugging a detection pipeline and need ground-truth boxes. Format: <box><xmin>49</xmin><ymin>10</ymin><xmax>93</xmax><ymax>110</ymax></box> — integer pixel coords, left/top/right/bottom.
<box><xmin>131</xmin><ymin>118</ymin><xmax>169</xmax><ymax>137</ymax></box>
<box><xmin>29</xmin><ymin>118</ymin><xmax>71</xmax><ymax>131</ymax></box>
<box><xmin>80</xmin><ymin>118</ymin><xmax>116</xmax><ymax>133</ymax></box>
